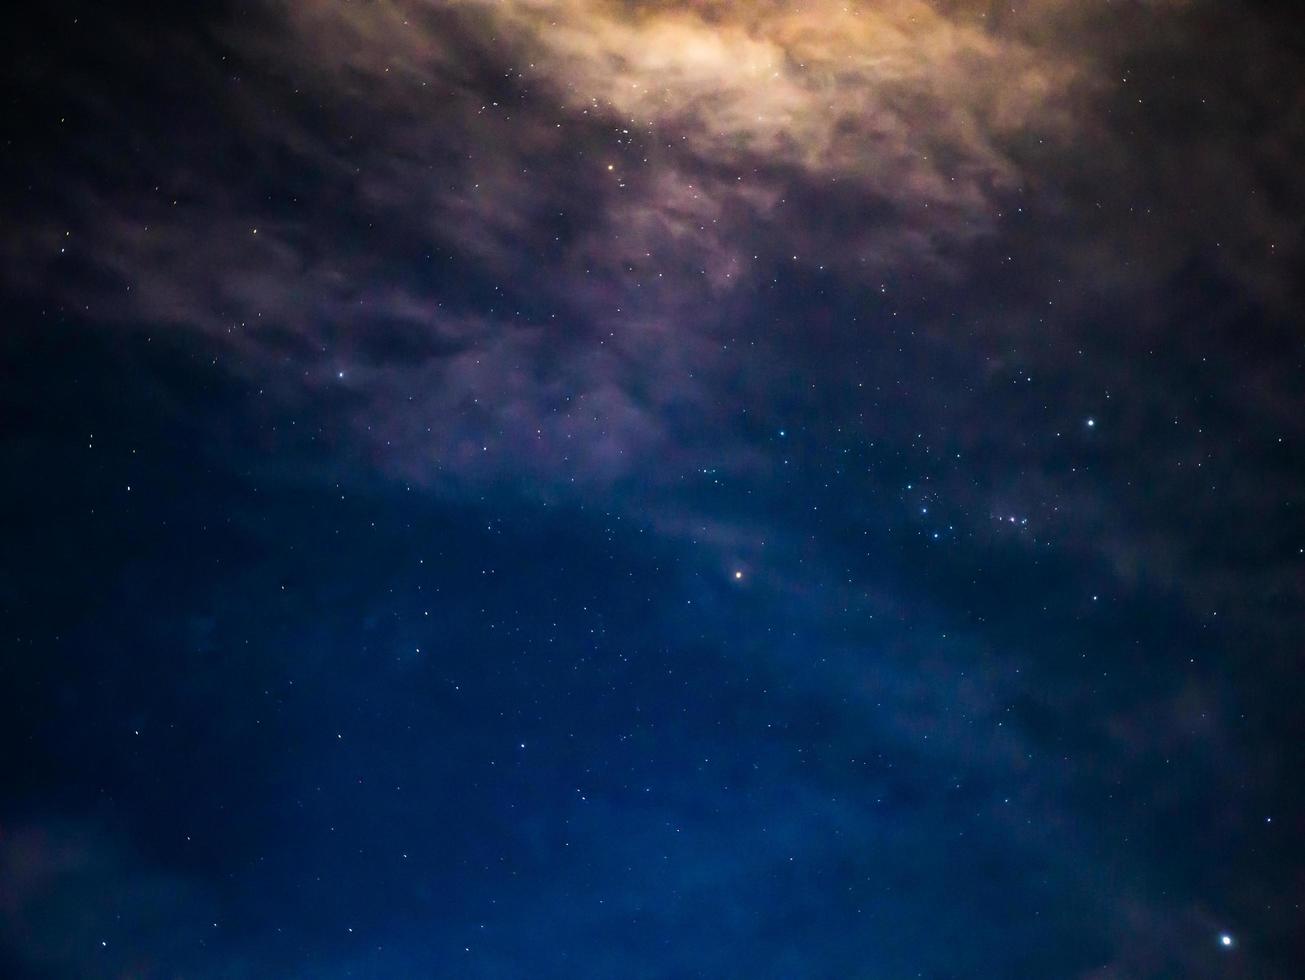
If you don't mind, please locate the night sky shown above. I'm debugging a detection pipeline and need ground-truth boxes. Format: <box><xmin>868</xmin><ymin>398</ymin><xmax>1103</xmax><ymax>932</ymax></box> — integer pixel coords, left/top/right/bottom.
<box><xmin>3</xmin><ymin>1</ymin><xmax>1304</xmax><ymax>977</ymax></box>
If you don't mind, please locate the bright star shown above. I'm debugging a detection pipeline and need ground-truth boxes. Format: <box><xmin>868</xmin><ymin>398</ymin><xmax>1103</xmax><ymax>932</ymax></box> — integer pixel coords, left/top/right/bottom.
<box><xmin>733</xmin><ymin>570</ymin><xmax>743</xmax><ymax>580</ymax></box>
<box><xmin>1219</xmin><ymin>933</ymin><xmax>1233</xmax><ymax>948</ymax></box>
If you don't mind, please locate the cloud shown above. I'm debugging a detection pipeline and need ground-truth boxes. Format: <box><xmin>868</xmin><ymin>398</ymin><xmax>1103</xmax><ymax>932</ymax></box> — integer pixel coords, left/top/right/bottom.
<box><xmin>0</xmin><ymin>821</ymin><xmax>217</xmax><ymax>978</ymax></box>
<box><xmin>3</xmin><ymin>0</ymin><xmax>1091</xmax><ymax>504</ymax></box>
<box><xmin>275</xmin><ymin>0</ymin><xmax>1081</xmax><ymax>279</ymax></box>
<box><xmin>6</xmin><ymin>0</ymin><xmax>1303</xmax><ymax>636</ymax></box>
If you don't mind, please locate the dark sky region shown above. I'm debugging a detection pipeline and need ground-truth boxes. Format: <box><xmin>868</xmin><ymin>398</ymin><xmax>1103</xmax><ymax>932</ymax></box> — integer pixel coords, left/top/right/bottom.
<box><xmin>2</xmin><ymin>1</ymin><xmax>1304</xmax><ymax>977</ymax></box>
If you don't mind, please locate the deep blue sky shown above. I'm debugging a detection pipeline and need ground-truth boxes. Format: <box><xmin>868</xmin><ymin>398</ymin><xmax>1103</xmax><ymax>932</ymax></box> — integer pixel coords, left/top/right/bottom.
<box><xmin>3</xmin><ymin>1</ymin><xmax>1304</xmax><ymax>977</ymax></box>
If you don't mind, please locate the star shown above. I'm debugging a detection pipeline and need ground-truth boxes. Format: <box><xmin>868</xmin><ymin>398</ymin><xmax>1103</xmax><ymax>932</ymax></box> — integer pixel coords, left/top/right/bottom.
<box><xmin>1219</xmin><ymin>933</ymin><xmax>1234</xmax><ymax>948</ymax></box>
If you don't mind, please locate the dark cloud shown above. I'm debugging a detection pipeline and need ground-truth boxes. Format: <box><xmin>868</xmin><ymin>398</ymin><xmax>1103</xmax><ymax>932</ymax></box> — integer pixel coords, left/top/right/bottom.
<box><xmin>0</xmin><ymin>822</ymin><xmax>218</xmax><ymax>978</ymax></box>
